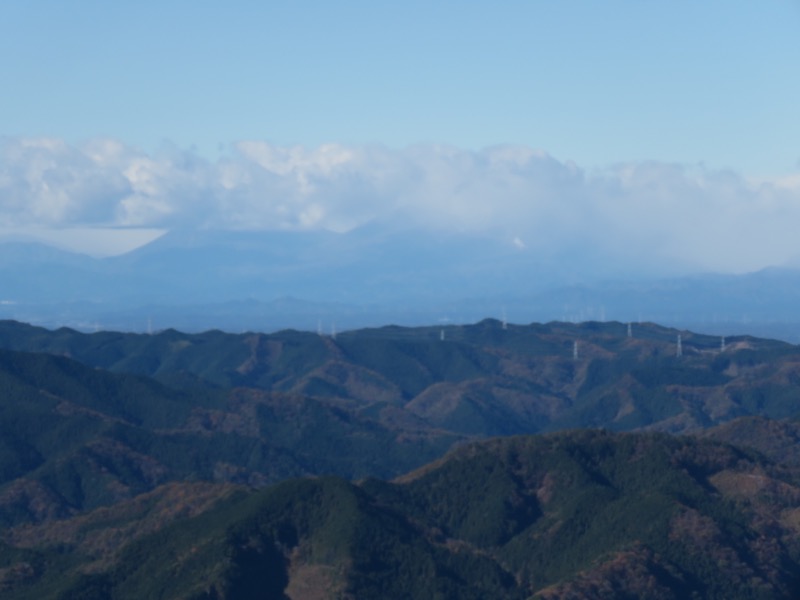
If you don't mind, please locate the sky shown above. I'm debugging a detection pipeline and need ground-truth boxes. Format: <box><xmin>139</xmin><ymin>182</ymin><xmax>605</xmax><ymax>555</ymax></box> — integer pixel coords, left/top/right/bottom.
<box><xmin>1</xmin><ymin>1</ymin><xmax>799</xmax><ymax>272</ymax></box>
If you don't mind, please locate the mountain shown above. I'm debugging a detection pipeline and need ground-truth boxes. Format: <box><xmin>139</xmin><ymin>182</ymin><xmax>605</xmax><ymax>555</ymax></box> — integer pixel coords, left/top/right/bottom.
<box><xmin>702</xmin><ymin>416</ymin><xmax>800</xmax><ymax>467</ymax></box>
<box><xmin>0</xmin><ymin>347</ymin><xmax>461</xmax><ymax>527</ymax></box>
<box><xmin>2</xmin><ymin>318</ymin><xmax>800</xmax><ymax>439</ymax></box>
<box><xmin>0</xmin><ymin>243</ymin><xmax>103</xmax><ymax>305</ymax></box>
<box><xmin>3</xmin><ymin>319</ymin><xmax>800</xmax><ymax>596</ymax></box>
<box><xmin>531</xmin><ymin>267</ymin><xmax>800</xmax><ymax>341</ymax></box>
<box><xmin>4</xmin><ymin>430</ymin><xmax>800</xmax><ymax>599</ymax></box>
<box><xmin>0</xmin><ymin>227</ymin><xmax>554</xmax><ymax>307</ymax></box>
<box><xmin>5</xmin><ymin>229</ymin><xmax>800</xmax><ymax>338</ymax></box>
<box><xmin>3</xmin><ymin>316</ymin><xmax>800</xmax><ymax>535</ymax></box>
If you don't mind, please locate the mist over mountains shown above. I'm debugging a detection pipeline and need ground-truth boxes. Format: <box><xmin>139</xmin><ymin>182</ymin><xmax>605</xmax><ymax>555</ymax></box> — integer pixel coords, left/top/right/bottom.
<box><xmin>3</xmin><ymin>137</ymin><xmax>800</xmax><ymax>340</ymax></box>
<box><xmin>3</xmin><ymin>226</ymin><xmax>800</xmax><ymax>341</ymax></box>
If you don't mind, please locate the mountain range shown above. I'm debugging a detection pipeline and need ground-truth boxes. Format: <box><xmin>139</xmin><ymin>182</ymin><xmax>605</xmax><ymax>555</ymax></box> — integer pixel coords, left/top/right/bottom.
<box><xmin>4</xmin><ymin>228</ymin><xmax>800</xmax><ymax>340</ymax></box>
<box><xmin>2</xmin><ymin>318</ymin><xmax>800</xmax><ymax>441</ymax></box>
<box><xmin>3</xmin><ymin>318</ymin><xmax>800</xmax><ymax>597</ymax></box>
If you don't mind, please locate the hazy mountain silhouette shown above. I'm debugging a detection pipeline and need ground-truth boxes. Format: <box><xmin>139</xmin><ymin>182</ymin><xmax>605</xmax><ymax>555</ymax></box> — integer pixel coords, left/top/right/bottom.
<box><xmin>3</xmin><ymin>229</ymin><xmax>800</xmax><ymax>339</ymax></box>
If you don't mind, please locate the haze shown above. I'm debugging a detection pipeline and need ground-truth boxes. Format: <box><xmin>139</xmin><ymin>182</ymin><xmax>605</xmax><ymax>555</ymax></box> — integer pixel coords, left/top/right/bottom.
<box><xmin>1</xmin><ymin>1</ymin><xmax>799</xmax><ymax>333</ymax></box>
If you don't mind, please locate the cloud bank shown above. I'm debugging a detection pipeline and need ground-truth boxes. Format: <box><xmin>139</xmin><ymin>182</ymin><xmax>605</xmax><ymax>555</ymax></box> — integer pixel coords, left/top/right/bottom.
<box><xmin>1</xmin><ymin>136</ymin><xmax>799</xmax><ymax>272</ymax></box>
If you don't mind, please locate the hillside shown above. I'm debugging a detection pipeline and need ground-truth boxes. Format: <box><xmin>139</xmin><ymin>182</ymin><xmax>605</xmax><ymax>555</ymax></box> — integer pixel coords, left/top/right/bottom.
<box><xmin>4</xmin><ymin>430</ymin><xmax>800</xmax><ymax>599</ymax></box>
<box><xmin>3</xmin><ymin>319</ymin><xmax>800</xmax><ymax>596</ymax></box>
<box><xmin>2</xmin><ymin>318</ymin><xmax>799</xmax><ymax>439</ymax></box>
<box><xmin>4</xmin><ymin>318</ymin><xmax>800</xmax><ymax>529</ymax></box>
<box><xmin>0</xmin><ymin>348</ymin><xmax>460</xmax><ymax>526</ymax></box>
<box><xmin>702</xmin><ymin>417</ymin><xmax>800</xmax><ymax>467</ymax></box>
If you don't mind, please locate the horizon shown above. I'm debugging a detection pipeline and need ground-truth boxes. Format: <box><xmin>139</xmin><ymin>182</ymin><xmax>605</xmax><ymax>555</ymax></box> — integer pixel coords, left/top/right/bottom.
<box><xmin>2</xmin><ymin>2</ymin><xmax>800</xmax><ymax>338</ymax></box>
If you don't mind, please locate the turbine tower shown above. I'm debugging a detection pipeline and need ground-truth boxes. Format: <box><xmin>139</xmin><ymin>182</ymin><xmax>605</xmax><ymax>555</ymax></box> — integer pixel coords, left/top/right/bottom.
<box><xmin>676</xmin><ymin>334</ymin><xmax>682</xmax><ymax>358</ymax></box>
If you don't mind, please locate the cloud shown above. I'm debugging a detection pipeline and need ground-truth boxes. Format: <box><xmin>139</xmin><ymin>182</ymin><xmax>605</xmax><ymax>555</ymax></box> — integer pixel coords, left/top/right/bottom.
<box><xmin>1</xmin><ymin>136</ymin><xmax>798</xmax><ymax>272</ymax></box>
<box><xmin>0</xmin><ymin>137</ymin><xmax>130</xmax><ymax>226</ymax></box>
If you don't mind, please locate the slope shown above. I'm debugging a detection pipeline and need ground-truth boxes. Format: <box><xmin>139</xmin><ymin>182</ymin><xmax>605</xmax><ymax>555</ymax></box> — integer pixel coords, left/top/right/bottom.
<box><xmin>0</xmin><ymin>349</ymin><xmax>460</xmax><ymax>527</ymax></box>
<box><xmin>2</xmin><ymin>319</ymin><xmax>800</xmax><ymax>438</ymax></box>
<box><xmin>5</xmin><ymin>430</ymin><xmax>800</xmax><ymax>599</ymax></box>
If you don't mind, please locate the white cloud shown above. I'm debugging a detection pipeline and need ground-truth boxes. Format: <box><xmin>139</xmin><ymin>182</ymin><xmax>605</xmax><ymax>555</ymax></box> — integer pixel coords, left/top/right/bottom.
<box><xmin>0</xmin><ymin>137</ymin><xmax>130</xmax><ymax>226</ymax></box>
<box><xmin>0</xmin><ymin>136</ymin><xmax>799</xmax><ymax>272</ymax></box>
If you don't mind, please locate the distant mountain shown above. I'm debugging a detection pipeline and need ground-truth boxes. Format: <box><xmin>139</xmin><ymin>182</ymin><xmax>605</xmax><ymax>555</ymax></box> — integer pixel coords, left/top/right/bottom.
<box><xmin>531</xmin><ymin>267</ymin><xmax>800</xmax><ymax>341</ymax></box>
<box><xmin>5</xmin><ymin>228</ymin><xmax>800</xmax><ymax>338</ymax></box>
<box><xmin>0</xmin><ymin>242</ymin><xmax>104</xmax><ymax>304</ymax></box>
<box><xmin>2</xmin><ymin>227</ymin><xmax>562</xmax><ymax>307</ymax></box>
<box><xmin>5</xmin><ymin>430</ymin><xmax>800</xmax><ymax>599</ymax></box>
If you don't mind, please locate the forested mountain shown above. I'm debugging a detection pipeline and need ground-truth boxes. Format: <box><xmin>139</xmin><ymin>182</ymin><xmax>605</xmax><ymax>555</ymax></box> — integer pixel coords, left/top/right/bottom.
<box><xmin>0</xmin><ymin>348</ymin><xmax>460</xmax><ymax>527</ymax></box>
<box><xmin>5</xmin><ymin>431</ymin><xmax>800</xmax><ymax>599</ymax></box>
<box><xmin>1</xmin><ymin>318</ymin><xmax>799</xmax><ymax>437</ymax></box>
<box><xmin>3</xmin><ymin>318</ymin><xmax>800</xmax><ymax>598</ymax></box>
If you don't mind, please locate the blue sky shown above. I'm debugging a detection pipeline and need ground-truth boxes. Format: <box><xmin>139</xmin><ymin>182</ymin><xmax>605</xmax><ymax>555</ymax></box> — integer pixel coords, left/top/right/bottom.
<box><xmin>2</xmin><ymin>1</ymin><xmax>798</xmax><ymax>173</ymax></box>
<box><xmin>1</xmin><ymin>1</ymin><xmax>799</xmax><ymax>272</ymax></box>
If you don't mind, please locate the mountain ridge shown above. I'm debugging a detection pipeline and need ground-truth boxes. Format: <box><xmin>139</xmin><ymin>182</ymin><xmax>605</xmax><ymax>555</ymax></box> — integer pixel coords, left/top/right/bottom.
<box><xmin>5</xmin><ymin>230</ymin><xmax>800</xmax><ymax>338</ymax></box>
<box><xmin>6</xmin><ymin>429</ymin><xmax>800</xmax><ymax>599</ymax></box>
<box><xmin>2</xmin><ymin>318</ymin><xmax>800</xmax><ymax>596</ymax></box>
